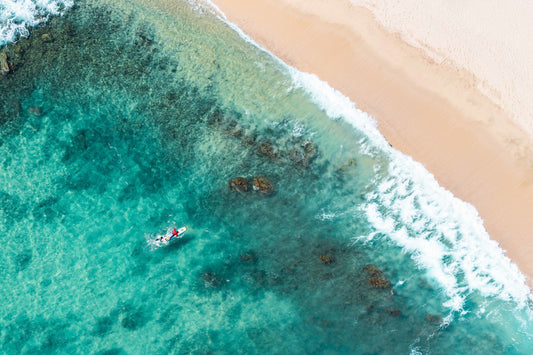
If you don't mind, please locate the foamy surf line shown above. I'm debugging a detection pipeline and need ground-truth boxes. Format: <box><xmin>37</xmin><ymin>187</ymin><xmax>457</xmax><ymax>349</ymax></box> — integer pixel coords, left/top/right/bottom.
<box><xmin>0</xmin><ymin>0</ymin><xmax>73</xmax><ymax>47</ymax></box>
<box><xmin>290</xmin><ymin>70</ymin><xmax>532</xmax><ymax>313</ymax></box>
<box><xmin>202</xmin><ymin>0</ymin><xmax>533</xmax><ymax>311</ymax></box>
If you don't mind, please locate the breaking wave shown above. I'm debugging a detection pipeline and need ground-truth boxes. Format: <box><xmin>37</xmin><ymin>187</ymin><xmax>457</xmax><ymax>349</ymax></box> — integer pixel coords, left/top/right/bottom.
<box><xmin>0</xmin><ymin>0</ymin><xmax>73</xmax><ymax>47</ymax></box>
<box><xmin>207</xmin><ymin>0</ymin><xmax>532</xmax><ymax>312</ymax></box>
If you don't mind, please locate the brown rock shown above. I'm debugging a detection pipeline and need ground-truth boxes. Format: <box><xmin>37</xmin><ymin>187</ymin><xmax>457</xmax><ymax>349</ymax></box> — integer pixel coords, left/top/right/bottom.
<box><xmin>252</xmin><ymin>176</ymin><xmax>274</xmax><ymax>195</ymax></box>
<box><xmin>228</xmin><ymin>177</ymin><xmax>250</xmax><ymax>193</ymax></box>
<box><xmin>243</xmin><ymin>135</ymin><xmax>256</xmax><ymax>146</ymax></box>
<box><xmin>319</xmin><ymin>255</ymin><xmax>334</xmax><ymax>264</ymax></box>
<box><xmin>367</xmin><ymin>277</ymin><xmax>391</xmax><ymax>289</ymax></box>
<box><xmin>0</xmin><ymin>52</ymin><xmax>10</xmax><ymax>75</ymax></box>
<box><xmin>258</xmin><ymin>141</ymin><xmax>277</xmax><ymax>159</ymax></box>
<box><xmin>385</xmin><ymin>308</ymin><xmax>401</xmax><ymax>317</ymax></box>
<box><xmin>41</xmin><ymin>33</ymin><xmax>54</xmax><ymax>42</ymax></box>
<box><xmin>302</xmin><ymin>141</ymin><xmax>315</xmax><ymax>154</ymax></box>
<box><xmin>363</xmin><ymin>264</ymin><xmax>383</xmax><ymax>277</ymax></box>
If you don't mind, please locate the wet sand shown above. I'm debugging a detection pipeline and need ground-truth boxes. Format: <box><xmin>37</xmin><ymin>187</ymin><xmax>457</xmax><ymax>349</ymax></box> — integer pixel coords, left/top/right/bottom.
<box><xmin>209</xmin><ymin>0</ymin><xmax>533</xmax><ymax>286</ymax></box>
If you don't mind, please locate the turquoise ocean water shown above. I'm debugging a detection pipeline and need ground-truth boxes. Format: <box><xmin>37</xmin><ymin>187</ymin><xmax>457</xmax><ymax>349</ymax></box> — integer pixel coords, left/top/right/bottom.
<box><xmin>1</xmin><ymin>0</ymin><xmax>532</xmax><ymax>353</ymax></box>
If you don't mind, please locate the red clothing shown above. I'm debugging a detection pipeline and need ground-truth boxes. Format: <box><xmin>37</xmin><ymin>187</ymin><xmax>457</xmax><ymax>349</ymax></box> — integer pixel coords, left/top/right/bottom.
<box><xmin>172</xmin><ymin>228</ymin><xmax>178</xmax><ymax>236</ymax></box>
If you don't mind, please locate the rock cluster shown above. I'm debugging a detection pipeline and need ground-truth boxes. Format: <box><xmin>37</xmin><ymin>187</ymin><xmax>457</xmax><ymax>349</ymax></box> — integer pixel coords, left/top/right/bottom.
<box><xmin>319</xmin><ymin>254</ymin><xmax>334</xmax><ymax>264</ymax></box>
<box><xmin>252</xmin><ymin>176</ymin><xmax>274</xmax><ymax>195</ymax></box>
<box><xmin>363</xmin><ymin>264</ymin><xmax>383</xmax><ymax>277</ymax></box>
<box><xmin>385</xmin><ymin>308</ymin><xmax>401</xmax><ymax>317</ymax></box>
<box><xmin>363</xmin><ymin>264</ymin><xmax>392</xmax><ymax>289</ymax></box>
<box><xmin>208</xmin><ymin>110</ymin><xmax>319</xmax><ymax>169</ymax></box>
<box><xmin>41</xmin><ymin>33</ymin><xmax>54</xmax><ymax>43</ymax></box>
<box><xmin>0</xmin><ymin>52</ymin><xmax>11</xmax><ymax>75</ymax></box>
<box><xmin>228</xmin><ymin>177</ymin><xmax>250</xmax><ymax>193</ymax></box>
<box><xmin>228</xmin><ymin>176</ymin><xmax>274</xmax><ymax>196</ymax></box>
<box><xmin>367</xmin><ymin>277</ymin><xmax>391</xmax><ymax>289</ymax></box>
<box><xmin>288</xmin><ymin>140</ymin><xmax>316</xmax><ymax>168</ymax></box>
<box><xmin>257</xmin><ymin>141</ymin><xmax>277</xmax><ymax>159</ymax></box>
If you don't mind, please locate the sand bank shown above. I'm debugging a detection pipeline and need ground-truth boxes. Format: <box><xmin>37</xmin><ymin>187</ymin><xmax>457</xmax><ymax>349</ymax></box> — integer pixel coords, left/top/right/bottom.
<box><xmin>209</xmin><ymin>0</ymin><xmax>533</xmax><ymax>285</ymax></box>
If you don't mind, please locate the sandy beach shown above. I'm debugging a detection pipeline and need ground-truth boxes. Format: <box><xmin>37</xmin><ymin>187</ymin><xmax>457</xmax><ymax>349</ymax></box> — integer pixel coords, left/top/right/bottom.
<box><xmin>210</xmin><ymin>0</ymin><xmax>533</xmax><ymax>285</ymax></box>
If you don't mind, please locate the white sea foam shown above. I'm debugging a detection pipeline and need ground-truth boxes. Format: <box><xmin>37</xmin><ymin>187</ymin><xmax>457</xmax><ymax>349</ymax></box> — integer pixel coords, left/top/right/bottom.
<box><xmin>205</xmin><ymin>0</ymin><xmax>533</xmax><ymax>311</ymax></box>
<box><xmin>0</xmin><ymin>0</ymin><xmax>73</xmax><ymax>47</ymax></box>
<box><xmin>300</xmin><ymin>76</ymin><xmax>533</xmax><ymax>312</ymax></box>
<box><xmin>290</xmin><ymin>68</ymin><xmax>532</xmax><ymax>310</ymax></box>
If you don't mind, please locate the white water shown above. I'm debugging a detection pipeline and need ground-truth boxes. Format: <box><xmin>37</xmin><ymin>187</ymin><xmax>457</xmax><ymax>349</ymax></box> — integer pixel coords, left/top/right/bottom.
<box><xmin>0</xmin><ymin>0</ymin><xmax>73</xmax><ymax>46</ymax></box>
<box><xmin>290</xmin><ymin>54</ymin><xmax>532</xmax><ymax>312</ymax></box>
<box><xmin>204</xmin><ymin>0</ymin><xmax>533</xmax><ymax>312</ymax></box>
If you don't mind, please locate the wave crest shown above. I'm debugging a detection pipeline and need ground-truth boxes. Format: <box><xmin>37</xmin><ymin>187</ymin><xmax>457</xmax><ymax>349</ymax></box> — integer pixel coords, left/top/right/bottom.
<box><xmin>0</xmin><ymin>0</ymin><xmax>73</xmax><ymax>47</ymax></box>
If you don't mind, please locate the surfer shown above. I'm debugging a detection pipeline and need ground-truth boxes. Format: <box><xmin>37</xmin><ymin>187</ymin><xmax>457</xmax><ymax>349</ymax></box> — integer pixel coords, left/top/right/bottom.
<box><xmin>153</xmin><ymin>226</ymin><xmax>186</xmax><ymax>245</ymax></box>
<box><xmin>161</xmin><ymin>228</ymin><xmax>179</xmax><ymax>242</ymax></box>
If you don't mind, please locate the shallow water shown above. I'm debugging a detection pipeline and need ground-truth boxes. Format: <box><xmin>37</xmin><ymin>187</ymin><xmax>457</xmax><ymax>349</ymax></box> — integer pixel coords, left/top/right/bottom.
<box><xmin>0</xmin><ymin>1</ymin><xmax>532</xmax><ymax>353</ymax></box>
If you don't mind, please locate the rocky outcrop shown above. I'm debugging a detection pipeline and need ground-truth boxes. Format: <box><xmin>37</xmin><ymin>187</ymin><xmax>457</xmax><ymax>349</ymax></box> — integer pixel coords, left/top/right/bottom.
<box><xmin>364</xmin><ymin>264</ymin><xmax>392</xmax><ymax>289</ymax></box>
<box><xmin>363</xmin><ymin>264</ymin><xmax>383</xmax><ymax>277</ymax></box>
<box><xmin>252</xmin><ymin>176</ymin><xmax>274</xmax><ymax>195</ymax></box>
<box><xmin>257</xmin><ymin>141</ymin><xmax>277</xmax><ymax>159</ymax></box>
<box><xmin>320</xmin><ymin>255</ymin><xmax>334</xmax><ymax>265</ymax></box>
<box><xmin>288</xmin><ymin>140</ymin><xmax>318</xmax><ymax>168</ymax></box>
<box><xmin>228</xmin><ymin>177</ymin><xmax>250</xmax><ymax>193</ymax></box>
<box><xmin>228</xmin><ymin>176</ymin><xmax>275</xmax><ymax>196</ymax></box>
<box><xmin>41</xmin><ymin>33</ymin><xmax>54</xmax><ymax>43</ymax></box>
<box><xmin>0</xmin><ymin>52</ymin><xmax>11</xmax><ymax>75</ymax></box>
<box><xmin>302</xmin><ymin>141</ymin><xmax>315</xmax><ymax>154</ymax></box>
<box><xmin>367</xmin><ymin>276</ymin><xmax>391</xmax><ymax>289</ymax></box>
<box><xmin>385</xmin><ymin>308</ymin><xmax>401</xmax><ymax>317</ymax></box>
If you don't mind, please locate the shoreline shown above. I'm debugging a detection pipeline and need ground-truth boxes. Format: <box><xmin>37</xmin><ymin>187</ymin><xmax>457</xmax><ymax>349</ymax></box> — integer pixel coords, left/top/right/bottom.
<box><xmin>210</xmin><ymin>0</ymin><xmax>533</xmax><ymax>286</ymax></box>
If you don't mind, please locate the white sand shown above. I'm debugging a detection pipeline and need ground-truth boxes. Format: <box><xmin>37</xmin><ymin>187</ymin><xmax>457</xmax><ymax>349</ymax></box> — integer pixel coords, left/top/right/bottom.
<box><xmin>297</xmin><ymin>0</ymin><xmax>533</xmax><ymax>141</ymax></box>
